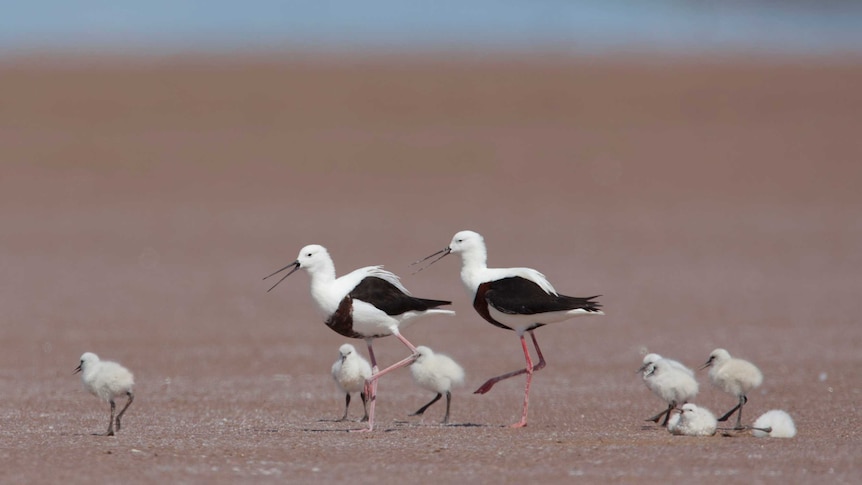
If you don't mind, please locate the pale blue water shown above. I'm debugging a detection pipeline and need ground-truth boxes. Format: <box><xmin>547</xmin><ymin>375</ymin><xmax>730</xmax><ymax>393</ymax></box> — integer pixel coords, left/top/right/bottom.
<box><xmin>2</xmin><ymin>1</ymin><xmax>861</xmax><ymax>56</ymax></box>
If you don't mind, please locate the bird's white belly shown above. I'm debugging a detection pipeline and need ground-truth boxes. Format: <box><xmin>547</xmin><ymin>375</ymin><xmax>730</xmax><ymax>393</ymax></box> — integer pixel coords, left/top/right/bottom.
<box><xmin>350</xmin><ymin>300</ymin><xmax>396</xmax><ymax>337</ymax></box>
<box><xmin>487</xmin><ymin>306</ymin><xmax>595</xmax><ymax>331</ymax></box>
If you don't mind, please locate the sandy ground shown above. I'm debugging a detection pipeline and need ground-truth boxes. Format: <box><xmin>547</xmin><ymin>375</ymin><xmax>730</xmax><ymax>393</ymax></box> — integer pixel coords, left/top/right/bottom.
<box><xmin>1</xmin><ymin>53</ymin><xmax>861</xmax><ymax>483</ymax></box>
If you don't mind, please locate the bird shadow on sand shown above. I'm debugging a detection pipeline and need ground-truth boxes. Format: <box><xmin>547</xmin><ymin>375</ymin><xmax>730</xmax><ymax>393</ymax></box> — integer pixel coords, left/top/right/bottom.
<box><xmin>61</xmin><ymin>432</ymin><xmax>117</xmax><ymax>437</ymax></box>
<box><xmin>298</xmin><ymin>421</ymin><xmax>491</xmax><ymax>433</ymax></box>
<box><xmin>393</xmin><ymin>420</ymin><xmax>489</xmax><ymax>428</ymax></box>
<box><xmin>716</xmin><ymin>425</ymin><xmax>768</xmax><ymax>437</ymax></box>
<box><xmin>639</xmin><ymin>425</ymin><xmax>667</xmax><ymax>431</ymax></box>
<box><xmin>300</xmin><ymin>424</ymin><xmax>392</xmax><ymax>433</ymax></box>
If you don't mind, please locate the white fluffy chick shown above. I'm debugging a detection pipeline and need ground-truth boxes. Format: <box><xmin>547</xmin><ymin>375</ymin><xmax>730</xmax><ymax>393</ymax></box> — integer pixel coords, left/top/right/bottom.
<box><xmin>752</xmin><ymin>409</ymin><xmax>796</xmax><ymax>438</ymax></box>
<box><xmin>667</xmin><ymin>403</ymin><xmax>717</xmax><ymax>436</ymax></box>
<box><xmin>409</xmin><ymin>346</ymin><xmax>465</xmax><ymax>424</ymax></box>
<box><xmin>74</xmin><ymin>352</ymin><xmax>135</xmax><ymax>436</ymax></box>
<box><xmin>331</xmin><ymin>343</ymin><xmax>372</xmax><ymax>422</ymax></box>
<box><xmin>702</xmin><ymin>348</ymin><xmax>763</xmax><ymax>429</ymax></box>
<box><xmin>642</xmin><ymin>359</ymin><xmax>699</xmax><ymax>426</ymax></box>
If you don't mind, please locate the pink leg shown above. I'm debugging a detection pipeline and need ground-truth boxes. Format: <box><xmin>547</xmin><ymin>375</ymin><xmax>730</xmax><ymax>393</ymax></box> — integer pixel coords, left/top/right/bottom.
<box><xmin>353</xmin><ymin>332</ymin><xmax>420</xmax><ymax>433</ymax></box>
<box><xmin>474</xmin><ymin>330</ymin><xmax>546</xmax><ymax>394</ymax></box>
<box><xmin>473</xmin><ymin>330</ymin><xmax>546</xmax><ymax>428</ymax></box>
<box><xmin>529</xmin><ymin>331</ymin><xmax>547</xmax><ymax>373</ymax></box>
<box><xmin>511</xmin><ymin>333</ymin><xmax>534</xmax><ymax>427</ymax></box>
<box><xmin>354</xmin><ymin>339</ymin><xmax>379</xmax><ymax>433</ymax></box>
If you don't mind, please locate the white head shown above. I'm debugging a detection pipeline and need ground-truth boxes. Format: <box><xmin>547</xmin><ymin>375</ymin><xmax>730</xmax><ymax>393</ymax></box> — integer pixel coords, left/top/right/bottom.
<box><xmin>338</xmin><ymin>343</ymin><xmax>357</xmax><ymax>362</ymax></box>
<box><xmin>74</xmin><ymin>352</ymin><xmax>99</xmax><ymax>374</ymax></box>
<box><xmin>412</xmin><ymin>230</ymin><xmax>487</xmax><ymax>273</ymax></box>
<box><xmin>677</xmin><ymin>404</ymin><xmax>699</xmax><ymax>426</ymax></box>
<box><xmin>680</xmin><ymin>403</ymin><xmax>699</xmax><ymax>415</ymax></box>
<box><xmin>414</xmin><ymin>345</ymin><xmax>434</xmax><ymax>363</ymax></box>
<box><xmin>702</xmin><ymin>348</ymin><xmax>731</xmax><ymax>369</ymax></box>
<box><xmin>643</xmin><ymin>353</ymin><xmax>662</xmax><ymax>365</ymax></box>
<box><xmin>447</xmin><ymin>230</ymin><xmax>485</xmax><ymax>256</ymax></box>
<box><xmin>265</xmin><ymin>244</ymin><xmax>334</xmax><ymax>291</ymax></box>
<box><xmin>638</xmin><ymin>352</ymin><xmax>662</xmax><ymax>373</ymax></box>
<box><xmin>294</xmin><ymin>245</ymin><xmax>333</xmax><ymax>273</ymax></box>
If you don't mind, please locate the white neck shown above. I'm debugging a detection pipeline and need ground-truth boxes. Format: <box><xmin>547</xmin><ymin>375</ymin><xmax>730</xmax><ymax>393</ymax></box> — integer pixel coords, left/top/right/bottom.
<box><xmin>458</xmin><ymin>246</ymin><xmax>488</xmax><ymax>295</ymax></box>
<box><xmin>308</xmin><ymin>260</ymin><xmax>338</xmax><ymax>314</ymax></box>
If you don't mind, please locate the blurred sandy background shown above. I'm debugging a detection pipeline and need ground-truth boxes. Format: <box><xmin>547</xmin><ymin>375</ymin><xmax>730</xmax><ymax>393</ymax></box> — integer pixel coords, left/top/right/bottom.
<box><xmin>2</xmin><ymin>2</ymin><xmax>862</xmax><ymax>483</ymax></box>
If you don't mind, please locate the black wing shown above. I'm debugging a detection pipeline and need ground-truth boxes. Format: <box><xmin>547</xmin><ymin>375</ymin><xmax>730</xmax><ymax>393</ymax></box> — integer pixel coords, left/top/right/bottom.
<box><xmin>484</xmin><ymin>277</ymin><xmax>602</xmax><ymax>315</ymax></box>
<box><xmin>350</xmin><ymin>277</ymin><xmax>451</xmax><ymax>316</ymax></box>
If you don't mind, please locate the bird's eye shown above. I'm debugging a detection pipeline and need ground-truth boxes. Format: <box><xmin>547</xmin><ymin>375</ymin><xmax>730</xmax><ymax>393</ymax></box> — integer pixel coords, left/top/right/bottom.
<box><xmin>307</xmin><ymin>253</ymin><xmax>312</xmax><ymax>257</ymax></box>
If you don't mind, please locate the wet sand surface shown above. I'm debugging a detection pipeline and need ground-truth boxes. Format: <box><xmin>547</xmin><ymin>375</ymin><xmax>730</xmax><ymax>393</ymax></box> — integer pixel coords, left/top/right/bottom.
<box><xmin>1</xmin><ymin>54</ymin><xmax>861</xmax><ymax>483</ymax></box>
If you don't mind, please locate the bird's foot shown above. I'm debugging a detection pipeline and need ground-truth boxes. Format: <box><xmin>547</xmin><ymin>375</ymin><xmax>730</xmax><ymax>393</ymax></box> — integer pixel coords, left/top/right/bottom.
<box><xmin>474</xmin><ymin>380</ymin><xmax>496</xmax><ymax>394</ymax></box>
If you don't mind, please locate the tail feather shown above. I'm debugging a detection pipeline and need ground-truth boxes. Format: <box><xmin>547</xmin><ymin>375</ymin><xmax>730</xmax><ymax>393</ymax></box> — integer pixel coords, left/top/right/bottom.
<box><xmin>580</xmin><ymin>295</ymin><xmax>602</xmax><ymax>312</ymax></box>
<box><xmin>416</xmin><ymin>298</ymin><xmax>452</xmax><ymax>310</ymax></box>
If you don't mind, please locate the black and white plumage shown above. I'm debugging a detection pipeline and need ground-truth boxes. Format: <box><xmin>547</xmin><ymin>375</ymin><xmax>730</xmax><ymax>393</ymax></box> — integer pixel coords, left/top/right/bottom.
<box><xmin>701</xmin><ymin>348</ymin><xmax>763</xmax><ymax>430</ymax></box>
<box><xmin>415</xmin><ymin>230</ymin><xmax>603</xmax><ymax>428</ymax></box>
<box><xmin>331</xmin><ymin>343</ymin><xmax>372</xmax><ymax>422</ymax></box>
<box><xmin>408</xmin><ymin>346</ymin><xmax>465</xmax><ymax>424</ymax></box>
<box><xmin>74</xmin><ymin>352</ymin><xmax>135</xmax><ymax>436</ymax></box>
<box><xmin>265</xmin><ymin>244</ymin><xmax>454</xmax><ymax>432</ymax></box>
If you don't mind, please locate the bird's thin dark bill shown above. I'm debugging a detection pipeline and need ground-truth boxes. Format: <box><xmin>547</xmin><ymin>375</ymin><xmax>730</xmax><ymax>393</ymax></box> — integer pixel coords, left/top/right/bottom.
<box><xmin>410</xmin><ymin>248</ymin><xmax>451</xmax><ymax>274</ymax></box>
<box><xmin>264</xmin><ymin>261</ymin><xmax>301</xmax><ymax>292</ymax></box>
<box><xmin>74</xmin><ymin>364</ymin><xmax>82</xmax><ymax>374</ymax></box>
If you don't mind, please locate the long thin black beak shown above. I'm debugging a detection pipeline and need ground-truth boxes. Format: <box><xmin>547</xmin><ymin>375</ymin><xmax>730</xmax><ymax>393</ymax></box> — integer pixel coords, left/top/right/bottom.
<box><xmin>74</xmin><ymin>363</ymin><xmax>82</xmax><ymax>374</ymax></box>
<box><xmin>410</xmin><ymin>247</ymin><xmax>451</xmax><ymax>274</ymax></box>
<box><xmin>636</xmin><ymin>363</ymin><xmax>649</xmax><ymax>374</ymax></box>
<box><xmin>699</xmin><ymin>358</ymin><xmax>713</xmax><ymax>371</ymax></box>
<box><xmin>264</xmin><ymin>261</ymin><xmax>301</xmax><ymax>292</ymax></box>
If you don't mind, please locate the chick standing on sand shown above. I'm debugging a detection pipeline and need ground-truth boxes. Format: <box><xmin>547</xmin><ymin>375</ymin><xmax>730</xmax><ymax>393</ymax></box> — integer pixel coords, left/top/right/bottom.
<box><xmin>331</xmin><ymin>344</ymin><xmax>372</xmax><ymax>422</ymax></box>
<box><xmin>409</xmin><ymin>346</ymin><xmax>465</xmax><ymax>424</ymax></box>
<box><xmin>641</xmin><ymin>358</ymin><xmax>698</xmax><ymax>427</ymax></box>
<box><xmin>74</xmin><ymin>352</ymin><xmax>135</xmax><ymax>436</ymax></box>
<box><xmin>701</xmin><ymin>348</ymin><xmax>763</xmax><ymax>429</ymax></box>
